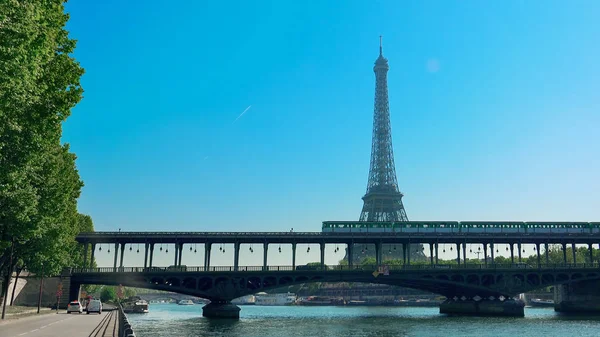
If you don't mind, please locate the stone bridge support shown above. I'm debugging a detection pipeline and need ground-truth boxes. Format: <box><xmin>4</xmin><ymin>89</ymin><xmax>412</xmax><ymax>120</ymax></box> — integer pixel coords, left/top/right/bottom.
<box><xmin>554</xmin><ymin>279</ymin><xmax>600</xmax><ymax>313</ymax></box>
<box><xmin>440</xmin><ymin>298</ymin><xmax>524</xmax><ymax>317</ymax></box>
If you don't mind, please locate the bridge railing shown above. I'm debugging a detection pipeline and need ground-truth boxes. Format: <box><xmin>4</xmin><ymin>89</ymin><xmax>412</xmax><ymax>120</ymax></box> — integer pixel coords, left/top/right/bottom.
<box><xmin>70</xmin><ymin>263</ymin><xmax>600</xmax><ymax>274</ymax></box>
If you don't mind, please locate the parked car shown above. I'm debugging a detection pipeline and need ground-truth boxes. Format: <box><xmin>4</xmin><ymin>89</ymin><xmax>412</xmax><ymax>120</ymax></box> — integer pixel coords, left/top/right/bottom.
<box><xmin>67</xmin><ymin>300</ymin><xmax>83</xmax><ymax>314</ymax></box>
<box><xmin>86</xmin><ymin>299</ymin><xmax>102</xmax><ymax>314</ymax></box>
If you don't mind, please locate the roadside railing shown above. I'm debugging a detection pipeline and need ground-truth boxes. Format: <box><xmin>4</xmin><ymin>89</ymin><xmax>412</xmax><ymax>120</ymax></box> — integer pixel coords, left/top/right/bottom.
<box><xmin>71</xmin><ymin>262</ymin><xmax>600</xmax><ymax>274</ymax></box>
<box><xmin>118</xmin><ymin>303</ymin><xmax>136</xmax><ymax>337</ymax></box>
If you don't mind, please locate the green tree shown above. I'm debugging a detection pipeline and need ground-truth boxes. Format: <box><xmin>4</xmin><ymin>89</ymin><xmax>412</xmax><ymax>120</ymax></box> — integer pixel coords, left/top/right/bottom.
<box><xmin>0</xmin><ymin>0</ymin><xmax>86</xmax><ymax>302</ymax></box>
<box><xmin>100</xmin><ymin>287</ymin><xmax>117</xmax><ymax>303</ymax></box>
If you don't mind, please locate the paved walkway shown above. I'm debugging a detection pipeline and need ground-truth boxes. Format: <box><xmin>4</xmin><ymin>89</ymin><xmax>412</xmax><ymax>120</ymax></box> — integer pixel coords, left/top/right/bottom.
<box><xmin>0</xmin><ymin>310</ymin><xmax>119</xmax><ymax>337</ymax></box>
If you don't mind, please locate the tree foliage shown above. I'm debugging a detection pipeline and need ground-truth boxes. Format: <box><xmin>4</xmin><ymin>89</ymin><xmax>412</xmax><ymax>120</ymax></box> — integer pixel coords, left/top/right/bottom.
<box><xmin>0</xmin><ymin>0</ymin><xmax>88</xmax><ymax>299</ymax></box>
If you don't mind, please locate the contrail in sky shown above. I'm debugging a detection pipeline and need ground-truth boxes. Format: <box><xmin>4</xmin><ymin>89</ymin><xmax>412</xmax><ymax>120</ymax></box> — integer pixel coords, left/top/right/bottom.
<box><xmin>233</xmin><ymin>105</ymin><xmax>252</xmax><ymax>123</ymax></box>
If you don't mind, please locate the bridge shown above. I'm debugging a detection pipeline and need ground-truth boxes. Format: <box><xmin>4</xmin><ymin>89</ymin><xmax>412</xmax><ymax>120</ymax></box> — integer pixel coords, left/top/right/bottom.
<box><xmin>69</xmin><ymin>229</ymin><xmax>600</xmax><ymax>318</ymax></box>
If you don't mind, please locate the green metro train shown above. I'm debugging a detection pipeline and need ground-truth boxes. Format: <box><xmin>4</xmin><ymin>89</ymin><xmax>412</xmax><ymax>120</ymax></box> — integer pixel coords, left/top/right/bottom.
<box><xmin>321</xmin><ymin>221</ymin><xmax>600</xmax><ymax>234</ymax></box>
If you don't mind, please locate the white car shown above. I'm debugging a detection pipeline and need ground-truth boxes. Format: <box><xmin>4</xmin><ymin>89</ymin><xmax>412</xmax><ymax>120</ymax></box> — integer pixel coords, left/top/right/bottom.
<box><xmin>67</xmin><ymin>300</ymin><xmax>83</xmax><ymax>314</ymax></box>
<box><xmin>86</xmin><ymin>299</ymin><xmax>102</xmax><ymax>314</ymax></box>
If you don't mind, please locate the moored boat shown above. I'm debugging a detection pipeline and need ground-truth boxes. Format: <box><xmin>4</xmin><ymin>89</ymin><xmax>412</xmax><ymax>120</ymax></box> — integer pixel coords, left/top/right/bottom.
<box><xmin>254</xmin><ymin>292</ymin><xmax>296</xmax><ymax>306</ymax></box>
<box><xmin>178</xmin><ymin>299</ymin><xmax>194</xmax><ymax>305</ymax></box>
<box><xmin>122</xmin><ymin>296</ymin><xmax>149</xmax><ymax>313</ymax></box>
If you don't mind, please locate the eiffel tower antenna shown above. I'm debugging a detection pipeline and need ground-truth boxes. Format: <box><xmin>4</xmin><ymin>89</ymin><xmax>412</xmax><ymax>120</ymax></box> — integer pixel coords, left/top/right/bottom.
<box><xmin>359</xmin><ymin>38</ymin><xmax>409</xmax><ymax>222</ymax></box>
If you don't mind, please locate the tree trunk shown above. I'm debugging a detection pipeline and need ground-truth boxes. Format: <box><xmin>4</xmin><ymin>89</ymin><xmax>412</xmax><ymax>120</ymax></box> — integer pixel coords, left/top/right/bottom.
<box><xmin>10</xmin><ymin>268</ymin><xmax>21</xmax><ymax>306</ymax></box>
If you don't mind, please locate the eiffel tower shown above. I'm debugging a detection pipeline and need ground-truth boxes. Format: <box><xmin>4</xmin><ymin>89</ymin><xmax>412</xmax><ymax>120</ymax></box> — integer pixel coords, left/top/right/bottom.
<box><xmin>345</xmin><ymin>38</ymin><xmax>423</xmax><ymax>264</ymax></box>
<box><xmin>359</xmin><ymin>37</ymin><xmax>409</xmax><ymax>222</ymax></box>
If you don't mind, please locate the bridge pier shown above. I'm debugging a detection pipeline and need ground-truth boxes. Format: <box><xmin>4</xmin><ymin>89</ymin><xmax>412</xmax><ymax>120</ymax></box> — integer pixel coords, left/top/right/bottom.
<box><xmin>440</xmin><ymin>298</ymin><xmax>524</xmax><ymax>317</ymax></box>
<box><xmin>554</xmin><ymin>280</ymin><xmax>600</xmax><ymax>313</ymax></box>
<box><xmin>202</xmin><ymin>301</ymin><xmax>241</xmax><ymax>319</ymax></box>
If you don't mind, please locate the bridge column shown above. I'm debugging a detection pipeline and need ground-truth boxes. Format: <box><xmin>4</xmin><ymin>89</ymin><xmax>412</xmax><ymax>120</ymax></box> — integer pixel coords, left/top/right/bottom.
<box><xmin>490</xmin><ymin>243</ymin><xmax>495</xmax><ymax>263</ymax></box>
<box><xmin>113</xmin><ymin>243</ymin><xmax>118</xmax><ymax>271</ymax></box>
<box><xmin>536</xmin><ymin>243</ymin><xmax>541</xmax><ymax>267</ymax></box>
<box><xmin>320</xmin><ymin>242</ymin><xmax>326</xmax><ymax>269</ymax></box>
<box><xmin>435</xmin><ymin>242</ymin><xmax>439</xmax><ymax>264</ymax></box>
<box><xmin>510</xmin><ymin>243</ymin><xmax>515</xmax><ymax>263</ymax></box>
<box><xmin>375</xmin><ymin>242</ymin><xmax>382</xmax><ymax>266</ymax></box>
<box><xmin>90</xmin><ymin>243</ymin><xmax>96</xmax><ymax>268</ymax></box>
<box><xmin>83</xmin><ymin>243</ymin><xmax>88</xmax><ymax>268</ymax></box>
<box><xmin>456</xmin><ymin>243</ymin><xmax>461</xmax><ymax>265</ymax></box>
<box><xmin>429</xmin><ymin>244</ymin><xmax>434</xmax><ymax>266</ymax></box>
<box><xmin>562</xmin><ymin>243</ymin><xmax>567</xmax><ymax>264</ymax></box>
<box><xmin>462</xmin><ymin>242</ymin><xmax>467</xmax><ymax>264</ymax></box>
<box><xmin>572</xmin><ymin>243</ymin><xmax>577</xmax><ymax>263</ymax></box>
<box><xmin>483</xmin><ymin>243</ymin><xmax>488</xmax><ymax>265</ymax></box>
<box><xmin>119</xmin><ymin>243</ymin><xmax>125</xmax><ymax>269</ymax></box>
<box><xmin>406</xmin><ymin>243</ymin><xmax>411</xmax><ymax>265</ymax></box>
<box><xmin>545</xmin><ymin>243</ymin><xmax>549</xmax><ymax>265</ymax></box>
<box><xmin>234</xmin><ymin>242</ymin><xmax>240</xmax><ymax>271</ymax></box>
<box><xmin>149</xmin><ymin>243</ymin><xmax>155</xmax><ymax>268</ymax></box>
<box><xmin>144</xmin><ymin>243</ymin><xmax>149</xmax><ymax>269</ymax></box>
<box><xmin>174</xmin><ymin>243</ymin><xmax>179</xmax><ymax>266</ymax></box>
<box><xmin>402</xmin><ymin>244</ymin><xmax>407</xmax><ymax>265</ymax></box>
<box><xmin>346</xmin><ymin>243</ymin><xmax>353</xmax><ymax>268</ymax></box>
<box><xmin>263</xmin><ymin>243</ymin><xmax>268</xmax><ymax>271</ymax></box>
<box><xmin>178</xmin><ymin>243</ymin><xmax>183</xmax><ymax>266</ymax></box>
<box><xmin>518</xmin><ymin>241</ymin><xmax>522</xmax><ymax>262</ymax></box>
<box><xmin>588</xmin><ymin>243</ymin><xmax>594</xmax><ymax>264</ymax></box>
<box><xmin>205</xmin><ymin>243</ymin><xmax>212</xmax><ymax>270</ymax></box>
<box><xmin>292</xmin><ymin>243</ymin><xmax>297</xmax><ymax>269</ymax></box>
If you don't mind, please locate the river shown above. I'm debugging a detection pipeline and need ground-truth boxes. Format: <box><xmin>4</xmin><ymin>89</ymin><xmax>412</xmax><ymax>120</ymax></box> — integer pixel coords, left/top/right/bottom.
<box><xmin>128</xmin><ymin>304</ymin><xmax>600</xmax><ymax>337</ymax></box>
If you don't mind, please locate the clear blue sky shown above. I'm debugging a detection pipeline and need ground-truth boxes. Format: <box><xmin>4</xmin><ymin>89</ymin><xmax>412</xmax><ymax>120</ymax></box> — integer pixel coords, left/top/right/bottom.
<box><xmin>62</xmin><ymin>1</ymin><xmax>600</xmax><ymax>266</ymax></box>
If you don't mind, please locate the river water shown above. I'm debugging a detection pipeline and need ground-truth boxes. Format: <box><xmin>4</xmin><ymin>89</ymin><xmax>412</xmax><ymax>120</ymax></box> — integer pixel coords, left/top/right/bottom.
<box><xmin>128</xmin><ymin>304</ymin><xmax>600</xmax><ymax>337</ymax></box>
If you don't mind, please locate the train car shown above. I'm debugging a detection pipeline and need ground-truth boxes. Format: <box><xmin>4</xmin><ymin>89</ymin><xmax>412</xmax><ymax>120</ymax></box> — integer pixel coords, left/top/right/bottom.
<box><xmin>524</xmin><ymin>222</ymin><xmax>590</xmax><ymax>234</ymax></box>
<box><xmin>459</xmin><ymin>221</ymin><xmax>525</xmax><ymax>233</ymax></box>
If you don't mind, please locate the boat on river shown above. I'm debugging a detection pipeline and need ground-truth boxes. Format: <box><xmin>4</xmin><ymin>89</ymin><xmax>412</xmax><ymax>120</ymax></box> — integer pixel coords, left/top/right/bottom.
<box><xmin>178</xmin><ymin>299</ymin><xmax>194</xmax><ymax>305</ymax></box>
<box><xmin>122</xmin><ymin>296</ymin><xmax>149</xmax><ymax>313</ymax></box>
<box><xmin>254</xmin><ymin>292</ymin><xmax>296</xmax><ymax>305</ymax></box>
